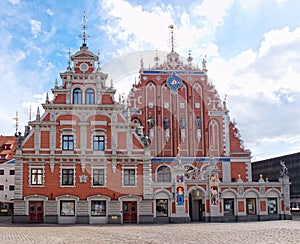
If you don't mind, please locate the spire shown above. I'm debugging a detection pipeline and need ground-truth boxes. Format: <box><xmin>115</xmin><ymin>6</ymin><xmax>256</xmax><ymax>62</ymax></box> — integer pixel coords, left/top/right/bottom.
<box><xmin>29</xmin><ymin>105</ymin><xmax>32</xmax><ymax>121</ymax></box>
<box><xmin>168</xmin><ymin>25</ymin><xmax>174</xmax><ymax>52</ymax></box>
<box><xmin>54</xmin><ymin>78</ymin><xmax>58</xmax><ymax>88</ymax></box>
<box><xmin>13</xmin><ymin>111</ymin><xmax>19</xmax><ymax>133</ymax></box>
<box><xmin>67</xmin><ymin>48</ymin><xmax>71</xmax><ymax>69</ymax></box>
<box><xmin>46</xmin><ymin>92</ymin><xmax>50</xmax><ymax>104</ymax></box>
<box><xmin>97</xmin><ymin>49</ymin><xmax>101</xmax><ymax>70</ymax></box>
<box><xmin>78</xmin><ymin>10</ymin><xmax>90</xmax><ymax>47</ymax></box>
<box><xmin>36</xmin><ymin>107</ymin><xmax>40</xmax><ymax>121</ymax></box>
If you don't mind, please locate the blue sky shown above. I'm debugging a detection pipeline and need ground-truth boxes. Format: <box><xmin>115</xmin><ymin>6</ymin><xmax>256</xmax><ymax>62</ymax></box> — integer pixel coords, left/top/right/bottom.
<box><xmin>1</xmin><ymin>0</ymin><xmax>300</xmax><ymax>161</ymax></box>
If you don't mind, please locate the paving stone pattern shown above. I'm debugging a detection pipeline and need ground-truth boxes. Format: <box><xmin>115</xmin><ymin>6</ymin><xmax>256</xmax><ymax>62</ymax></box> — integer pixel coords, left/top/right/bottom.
<box><xmin>0</xmin><ymin>220</ymin><xmax>299</xmax><ymax>243</ymax></box>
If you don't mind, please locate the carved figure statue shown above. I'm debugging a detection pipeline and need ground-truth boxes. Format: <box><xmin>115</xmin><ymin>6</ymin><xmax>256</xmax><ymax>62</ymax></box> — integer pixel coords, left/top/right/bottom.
<box><xmin>163</xmin><ymin>117</ymin><xmax>169</xmax><ymax>130</ymax></box>
<box><xmin>196</xmin><ymin>116</ymin><xmax>201</xmax><ymax>129</ymax></box>
<box><xmin>180</xmin><ymin>117</ymin><xmax>185</xmax><ymax>129</ymax></box>
<box><xmin>280</xmin><ymin>161</ymin><xmax>288</xmax><ymax>177</ymax></box>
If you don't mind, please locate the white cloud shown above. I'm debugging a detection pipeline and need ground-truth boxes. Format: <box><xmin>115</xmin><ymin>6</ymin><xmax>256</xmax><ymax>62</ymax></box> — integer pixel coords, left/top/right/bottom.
<box><xmin>207</xmin><ymin>25</ymin><xmax>300</xmax><ymax>160</ymax></box>
<box><xmin>30</xmin><ymin>19</ymin><xmax>42</xmax><ymax>38</ymax></box>
<box><xmin>193</xmin><ymin>0</ymin><xmax>234</xmax><ymax>27</ymax></box>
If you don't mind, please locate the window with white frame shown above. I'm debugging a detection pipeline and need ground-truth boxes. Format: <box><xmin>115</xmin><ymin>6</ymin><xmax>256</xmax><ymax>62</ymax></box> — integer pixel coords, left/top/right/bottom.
<box><xmin>61</xmin><ymin>167</ymin><xmax>75</xmax><ymax>186</ymax></box>
<box><xmin>123</xmin><ymin>167</ymin><xmax>136</xmax><ymax>186</ymax></box>
<box><xmin>62</xmin><ymin>135</ymin><xmax>74</xmax><ymax>150</ymax></box>
<box><xmin>73</xmin><ymin>88</ymin><xmax>82</xmax><ymax>104</ymax></box>
<box><xmin>85</xmin><ymin>88</ymin><xmax>95</xmax><ymax>104</ymax></box>
<box><xmin>93</xmin><ymin>135</ymin><xmax>105</xmax><ymax>151</ymax></box>
<box><xmin>30</xmin><ymin>168</ymin><xmax>44</xmax><ymax>186</ymax></box>
<box><xmin>92</xmin><ymin>168</ymin><xmax>105</xmax><ymax>186</ymax></box>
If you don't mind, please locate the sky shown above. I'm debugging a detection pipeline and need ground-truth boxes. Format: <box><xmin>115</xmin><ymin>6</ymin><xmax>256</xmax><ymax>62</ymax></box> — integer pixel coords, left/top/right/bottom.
<box><xmin>1</xmin><ymin>0</ymin><xmax>300</xmax><ymax>161</ymax></box>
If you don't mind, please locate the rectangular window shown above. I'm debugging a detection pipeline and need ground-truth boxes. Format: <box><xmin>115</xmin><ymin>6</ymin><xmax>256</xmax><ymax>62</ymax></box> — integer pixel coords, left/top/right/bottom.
<box><xmin>62</xmin><ymin>135</ymin><xmax>74</xmax><ymax>150</ymax></box>
<box><xmin>156</xmin><ymin>199</ymin><xmax>168</xmax><ymax>217</ymax></box>
<box><xmin>124</xmin><ymin>169</ymin><xmax>136</xmax><ymax>186</ymax></box>
<box><xmin>224</xmin><ymin>198</ymin><xmax>234</xmax><ymax>215</ymax></box>
<box><xmin>62</xmin><ymin>169</ymin><xmax>74</xmax><ymax>186</ymax></box>
<box><xmin>9</xmin><ymin>170</ymin><xmax>15</xmax><ymax>175</ymax></box>
<box><xmin>246</xmin><ymin>198</ymin><xmax>256</xmax><ymax>215</ymax></box>
<box><xmin>93</xmin><ymin>169</ymin><xmax>105</xmax><ymax>186</ymax></box>
<box><xmin>0</xmin><ymin>185</ymin><xmax>4</xmax><ymax>191</ymax></box>
<box><xmin>9</xmin><ymin>185</ymin><xmax>14</xmax><ymax>191</ymax></box>
<box><xmin>31</xmin><ymin>169</ymin><xmax>43</xmax><ymax>185</ymax></box>
<box><xmin>93</xmin><ymin>136</ymin><xmax>105</xmax><ymax>151</ymax></box>
<box><xmin>0</xmin><ymin>170</ymin><xmax>4</xmax><ymax>175</ymax></box>
<box><xmin>91</xmin><ymin>200</ymin><xmax>106</xmax><ymax>216</ymax></box>
<box><xmin>267</xmin><ymin>198</ymin><xmax>277</xmax><ymax>214</ymax></box>
<box><xmin>60</xmin><ymin>201</ymin><xmax>75</xmax><ymax>216</ymax></box>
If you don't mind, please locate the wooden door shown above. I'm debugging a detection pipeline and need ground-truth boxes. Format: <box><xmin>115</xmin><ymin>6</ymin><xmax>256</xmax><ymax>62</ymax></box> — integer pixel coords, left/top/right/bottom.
<box><xmin>29</xmin><ymin>201</ymin><xmax>44</xmax><ymax>223</ymax></box>
<box><xmin>123</xmin><ymin>201</ymin><xmax>137</xmax><ymax>223</ymax></box>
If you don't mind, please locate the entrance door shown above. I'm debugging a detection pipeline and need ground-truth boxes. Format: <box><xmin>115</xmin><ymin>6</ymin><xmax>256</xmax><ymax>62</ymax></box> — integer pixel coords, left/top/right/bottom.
<box><xmin>122</xmin><ymin>201</ymin><xmax>137</xmax><ymax>223</ymax></box>
<box><xmin>189</xmin><ymin>192</ymin><xmax>204</xmax><ymax>221</ymax></box>
<box><xmin>29</xmin><ymin>201</ymin><xmax>44</xmax><ymax>223</ymax></box>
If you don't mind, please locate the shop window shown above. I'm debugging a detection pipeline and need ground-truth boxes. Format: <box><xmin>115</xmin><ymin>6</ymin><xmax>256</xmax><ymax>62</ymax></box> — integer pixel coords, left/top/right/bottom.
<box><xmin>246</xmin><ymin>198</ymin><xmax>256</xmax><ymax>215</ymax></box>
<box><xmin>73</xmin><ymin>88</ymin><xmax>82</xmax><ymax>104</ymax></box>
<box><xmin>85</xmin><ymin>88</ymin><xmax>95</xmax><ymax>104</ymax></box>
<box><xmin>157</xmin><ymin>165</ymin><xmax>171</xmax><ymax>182</ymax></box>
<box><xmin>156</xmin><ymin>199</ymin><xmax>168</xmax><ymax>217</ymax></box>
<box><xmin>62</xmin><ymin>135</ymin><xmax>74</xmax><ymax>150</ymax></box>
<box><xmin>224</xmin><ymin>198</ymin><xmax>234</xmax><ymax>215</ymax></box>
<box><xmin>92</xmin><ymin>169</ymin><xmax>105</xmax><ymax>186</ymax></box>
<box><xmin>124</xmin><ymin>168</ymin><xmax>136</xmax><ymax>186</ymax></box>
<box><xmin>91</xmin><ymin>200</ymin><xmax>106</xmax><ymax>216</ymax></box>
<box><xmin>93</xmin><ymin>136</ymin><xmax>105</xmax><ymax>151</ymax></box>
<box><xmin>267</xmin><ymin>198</ymin><xmax>277</xmax><ymax>214</ymax></box>
<box><xmin>60</xmin><ymin>200</ymin><xmax>75</xmax><ymax>216</ymax></box>
<box><xmin>61</xmin><ymin>169</ymin><xmax>74</xmax><ymax>186</ymax></box>
<box><xmin>31</xmin><ymin>168</ymin><xmax>43</xmax><ymax>185</ymax></box>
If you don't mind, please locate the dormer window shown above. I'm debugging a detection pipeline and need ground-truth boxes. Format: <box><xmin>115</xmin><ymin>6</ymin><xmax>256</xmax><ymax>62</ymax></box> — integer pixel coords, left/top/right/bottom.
<box><xmin>73</xmin><ymin>88</ymin><xmax>82</xmax><ymax>104</ymax></box>
<box><xmin>3</xmin><ymin>144</ymin><xmax>11</xmax><ymax>150</ymax></box>
<box><xmin>85</xmin><ymin>88</ymin><xmax>95</xmax><ymax>104</ymax></box>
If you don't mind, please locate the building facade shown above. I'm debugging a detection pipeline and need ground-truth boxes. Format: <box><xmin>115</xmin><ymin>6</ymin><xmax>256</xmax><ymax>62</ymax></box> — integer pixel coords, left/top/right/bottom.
<box><xmin>252</xmin><ymin>152</ymin><xmax>300</xmax><ymax>211</ymax></box>
<box><xmin>13</xmin><ymin>23</ymin><xmax>291</xmax><ymax>224</ymax></box>
<box><xmin>0</xmin><ymin>136</ymin><xmax>16</xmax><ymax>213</ymax></box>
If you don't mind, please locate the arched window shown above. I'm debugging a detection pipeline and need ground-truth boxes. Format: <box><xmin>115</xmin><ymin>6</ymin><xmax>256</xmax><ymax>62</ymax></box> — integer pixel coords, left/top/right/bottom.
<box><xmin>73</xmin><ymin>88</ymin><xmax>82</xmax><ymax>104</ymax></box>
<box><xmin>85</xmin><ymin>88</ymin><xmax>95</xmax><ymax>104</ymax></box>
<box><xmin>157</xmin><ymin>165</ymin><xmax>171</xmax><ymax>182</ymax></box>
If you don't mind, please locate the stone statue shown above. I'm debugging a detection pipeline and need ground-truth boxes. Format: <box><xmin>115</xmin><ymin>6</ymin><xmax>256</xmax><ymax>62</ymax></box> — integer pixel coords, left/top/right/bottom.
<box><xmin>280</xmin><ymin>161</ymin><xmax>288</xmax><ymax>177</ymax></box>
<box><xmin>163</xmin><ymin>117</ymin><xmax>169</xmax><ymax>130</ymax></box>
<box><xmin>196</xmin><ymin>116</ymin><xmax>201</xmax><ymax>129</ymax></box>
<box><xmin>180</xmin><ymin>117</ymin><xmax>185</xmax><ymax>129</ymax></box>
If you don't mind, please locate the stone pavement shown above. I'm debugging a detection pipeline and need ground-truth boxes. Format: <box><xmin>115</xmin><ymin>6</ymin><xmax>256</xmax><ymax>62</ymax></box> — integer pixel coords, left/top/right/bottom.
<box><xmin>0</xmin><ymin>220</ymin><xmax>299</xmax><ymax>244</ymax></box>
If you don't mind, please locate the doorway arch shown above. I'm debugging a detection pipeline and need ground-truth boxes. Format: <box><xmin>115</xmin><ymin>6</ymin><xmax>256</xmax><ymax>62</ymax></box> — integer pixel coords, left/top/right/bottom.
<box><xmin>188</xmin><ymin>187</ymin><xmax>205</xmax><ymax>221</ymax></box>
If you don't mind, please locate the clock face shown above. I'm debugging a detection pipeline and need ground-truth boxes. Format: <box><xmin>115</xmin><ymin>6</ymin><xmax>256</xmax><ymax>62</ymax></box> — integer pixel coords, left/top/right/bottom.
<box><xmin>167</xmin><ymin>75</ymin><xmax>182</xmax><ymax>93</ymax></box>
<box><xmin>79</xmin><ymin>63</ymin><xmax>89</xmax><ymax>72</ymax></box>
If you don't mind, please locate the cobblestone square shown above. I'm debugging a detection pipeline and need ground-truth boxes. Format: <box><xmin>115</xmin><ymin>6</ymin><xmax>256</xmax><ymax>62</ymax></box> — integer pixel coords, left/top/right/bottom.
<box><xmin>0</xmin><ymin>219</ymin><xmax>299</xmax><ymax>243</ymax></box>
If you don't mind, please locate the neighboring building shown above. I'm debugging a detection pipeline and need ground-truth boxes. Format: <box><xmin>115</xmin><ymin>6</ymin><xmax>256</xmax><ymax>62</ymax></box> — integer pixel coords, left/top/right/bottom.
<box><xmin>0</xmin><ymin>135</ymin><xmax>16</xmax><ymax>164</ymax></box>
<box><xmin>252</xmin><ymin>152</ymin><xmax>300</xmax><ymax>210</ymax></box>
<box><xmin>0</xmin><ymin>135</ymin><xmax>16</xmax><ymax>213</ymax></box>
<box><xmin>0</xmin><ymin>159</ymin><xmax>15</xmax><ymax>213</ymax></box>
<box><xmin>13</xmin><ymin>17</ymin><xmax>291</xmax><ymax>224</ymax></box>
